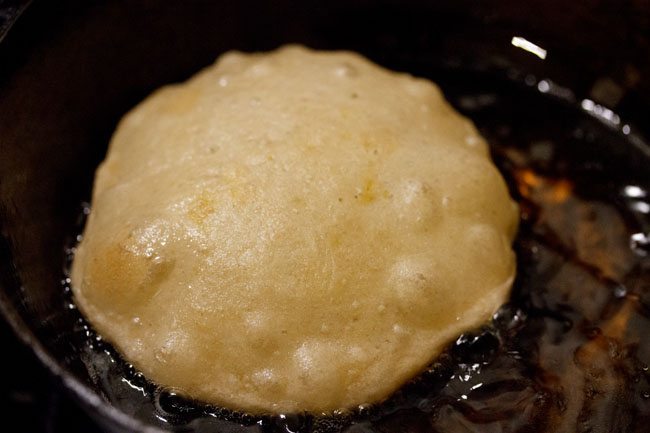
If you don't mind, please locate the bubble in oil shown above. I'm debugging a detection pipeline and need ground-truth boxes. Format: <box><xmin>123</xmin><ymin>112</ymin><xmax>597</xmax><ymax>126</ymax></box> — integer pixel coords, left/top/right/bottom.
<box><xmin>268</xmin><ymin>413</ymin><xmax>311</xmax><ymax>433</ymax></box>
<box><xmin>154</xmin><ymin>388</ymin><xmax>203</xmax><ymax>418</ymax></box>
<box><xmin>451</xmin><ymin>330</ymin><xmax>500</xmax><ymax>364</ymax></box>
<box><xmin>492</xmin><ymin>304</ymin><xmax>526</xmax><ymax>333</ymax></box>
<box><xmin>630</xmin><ymin>232</ymin><xmax>650</xmax><ymax>256</ymax></box>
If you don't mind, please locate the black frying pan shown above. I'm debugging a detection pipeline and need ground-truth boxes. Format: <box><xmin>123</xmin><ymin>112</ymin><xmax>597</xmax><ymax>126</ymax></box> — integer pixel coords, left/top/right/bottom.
<box><xmin>1</xmin><ymin>1</ymin><xmax>649</xmax><ymax>432</ymax></box>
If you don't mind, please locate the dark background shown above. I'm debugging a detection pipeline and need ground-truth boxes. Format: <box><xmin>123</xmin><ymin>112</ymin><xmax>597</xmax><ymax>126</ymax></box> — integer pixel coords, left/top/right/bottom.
<box><xmin>0</xmin><ymin>316</ymin><xmax>100</xmax><ymax>432</ymax></box>
<box><xmin>1</xmin><ymin>1</ymin><xmax>101</xmax><ymax>430</ymax></box>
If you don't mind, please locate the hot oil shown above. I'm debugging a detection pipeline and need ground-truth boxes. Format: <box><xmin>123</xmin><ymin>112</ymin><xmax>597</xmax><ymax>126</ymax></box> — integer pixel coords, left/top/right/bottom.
<box><xmin>63</xmin><ymin>71</ymin><xmax>650</xmax><ymax>432</ymax></box>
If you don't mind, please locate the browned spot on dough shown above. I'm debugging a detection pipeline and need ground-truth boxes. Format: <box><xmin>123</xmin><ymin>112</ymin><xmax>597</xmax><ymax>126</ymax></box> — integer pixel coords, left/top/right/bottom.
<box><xmin>358</xmin><ymin>179</ymin><xmax>376</xmax><ymax>204</ymax></box>
<box><xmin>84</xmin><ymin>242</ymin><xmax>174</xmax><ymax>316</ymax></box>
<box><xmin>188</xmin><ymin>192</ymin><xmax>216</xmax><ymax>225</ymax></box>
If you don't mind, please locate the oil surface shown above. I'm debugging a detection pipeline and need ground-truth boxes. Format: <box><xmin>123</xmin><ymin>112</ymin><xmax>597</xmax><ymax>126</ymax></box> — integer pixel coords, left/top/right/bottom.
<box><xmin>64</xmin><ymin>71</ymin><xmax>650</xmax><ymax>432</ymax></box>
